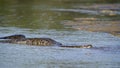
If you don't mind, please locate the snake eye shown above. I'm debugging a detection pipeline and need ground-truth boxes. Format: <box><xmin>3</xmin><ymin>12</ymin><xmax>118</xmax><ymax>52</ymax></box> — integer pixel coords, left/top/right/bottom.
<box><xmin>59</xmin><ymin>43</ymin><xmax>62</xmax><ymax>45</ymax></box>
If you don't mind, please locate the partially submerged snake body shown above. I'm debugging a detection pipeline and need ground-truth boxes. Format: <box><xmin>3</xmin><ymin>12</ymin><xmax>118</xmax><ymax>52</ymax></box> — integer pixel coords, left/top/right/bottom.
<box><xmin>0</xmin><ymin>34</ymin><xmax>93</xmax><ymax>48</ymax></box>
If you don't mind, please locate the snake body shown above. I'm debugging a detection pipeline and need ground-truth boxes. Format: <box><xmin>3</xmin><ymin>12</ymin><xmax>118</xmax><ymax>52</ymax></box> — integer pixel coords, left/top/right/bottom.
<box><xmin>0</xmin><ymin>34</ymin><xmax>92</xmax><ymax>48</ymax></box>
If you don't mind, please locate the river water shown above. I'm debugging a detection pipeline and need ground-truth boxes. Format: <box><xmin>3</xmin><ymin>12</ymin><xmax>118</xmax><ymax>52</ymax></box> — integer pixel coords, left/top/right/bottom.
<box><xmin>0</xmin><ymin>0</ymin><xmax>120</xmax><ymax>68</ymax></box>
<box><xmin>0</xmin><ymin>27</ymin><xmax>120</xmax><ymax>68</ymax></box>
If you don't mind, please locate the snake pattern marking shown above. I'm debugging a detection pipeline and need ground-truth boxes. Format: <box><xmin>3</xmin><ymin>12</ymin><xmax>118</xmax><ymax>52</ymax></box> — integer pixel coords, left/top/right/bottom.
<box><xmin>0</xmin><ymin>34</ymin><xmax>93</xmax><ymax>48</ymax></box>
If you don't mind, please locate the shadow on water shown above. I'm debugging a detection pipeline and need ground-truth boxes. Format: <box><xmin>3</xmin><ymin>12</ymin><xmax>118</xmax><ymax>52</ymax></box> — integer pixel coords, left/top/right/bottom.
<box><xmin>0</xmin><ymin>0</ymin><xmax>120</xmax><ymax>68</ymax></box>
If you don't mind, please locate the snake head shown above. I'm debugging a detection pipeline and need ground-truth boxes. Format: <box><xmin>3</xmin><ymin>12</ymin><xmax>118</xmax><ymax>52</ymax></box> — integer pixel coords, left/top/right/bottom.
<box><xmin>84</xmin><ymin>44</ymin><xmax>93</xmax><ymax>48</ymax></box>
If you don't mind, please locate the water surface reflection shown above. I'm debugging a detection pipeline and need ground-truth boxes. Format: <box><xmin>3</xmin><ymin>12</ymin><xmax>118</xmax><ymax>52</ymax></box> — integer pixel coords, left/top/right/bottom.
<box><xmin>0</xmin><ymin>0</ymin><xmax>120</xmax><ymax>68</ymax></box>
<box><xmin>0</xmin><ymin>27</ymin><xmax>120</xmax><ymax>68</ymax></box>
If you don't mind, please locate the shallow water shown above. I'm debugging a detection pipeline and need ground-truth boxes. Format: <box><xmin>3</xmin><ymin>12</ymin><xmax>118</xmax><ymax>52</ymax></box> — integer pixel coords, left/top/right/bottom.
<box><xmin>0</xmin><ymin>0</ymin><xmax>120</xmax><ymax>68</ymax></box>
<box><xmin>0</xmin><ymin>27</ymin><xmax>120</xmax><ymax>68</ymax></box>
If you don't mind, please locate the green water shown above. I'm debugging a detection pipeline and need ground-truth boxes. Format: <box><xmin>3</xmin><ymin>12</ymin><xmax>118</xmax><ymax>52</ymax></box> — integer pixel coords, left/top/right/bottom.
<box><xmin>0</xmin><ymin>0</ymin><xmax>120</xmax><ymax>29</ymax></box>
